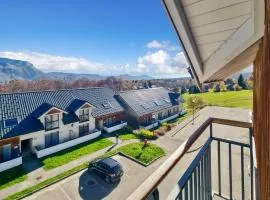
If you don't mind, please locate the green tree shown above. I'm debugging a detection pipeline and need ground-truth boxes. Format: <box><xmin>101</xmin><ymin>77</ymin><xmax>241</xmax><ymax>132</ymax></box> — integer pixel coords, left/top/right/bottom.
<box><xmin>187</xmin><ymin>96</ymin><xmax>204</xmax><ymax>125</ymax></box>
<box><xmin>238</xmin><ymin>74</ymin><xmax>247</xmax><ymax>89</ymax></box>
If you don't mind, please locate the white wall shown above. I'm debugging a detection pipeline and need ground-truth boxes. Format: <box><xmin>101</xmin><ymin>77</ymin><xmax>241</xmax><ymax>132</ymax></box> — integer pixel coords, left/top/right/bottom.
<box><xmin>0</xmin><ymin>157</ymin><xmax>22</xmax><ymax>172</ymax></box>
<box><xmin>34</xmin><ymin>130</ymin><xmax>101</xmax><ymax>158</ymax></box>
<box><xmin>20</xmin><ymin>105</ymin><xmax>96</xmax><ymax>152</ymax></box>
<box><xmin>104</xmin><ymin>122</ymin><xmax>127</xmax><ymax>133</ymax></box>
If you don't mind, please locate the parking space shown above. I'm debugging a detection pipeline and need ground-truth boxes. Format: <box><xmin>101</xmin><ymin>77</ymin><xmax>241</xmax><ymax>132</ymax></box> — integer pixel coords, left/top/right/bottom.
<box><xmin>24</xmin><ymin>154</ymin><xmax>165</xmax><ymax>200</ymax></box>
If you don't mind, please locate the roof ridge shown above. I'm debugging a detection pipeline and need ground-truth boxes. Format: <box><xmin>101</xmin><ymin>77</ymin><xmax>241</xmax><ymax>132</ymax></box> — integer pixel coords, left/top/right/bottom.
<box><xmin>119</xmin><ymin>87</ymin><xmax>165</xmax><ymax>93</ymax></box>
<box><xmin>0</xmin><ymin>87</ymin><xmax>107</xmax><ymax>95</ymax></box>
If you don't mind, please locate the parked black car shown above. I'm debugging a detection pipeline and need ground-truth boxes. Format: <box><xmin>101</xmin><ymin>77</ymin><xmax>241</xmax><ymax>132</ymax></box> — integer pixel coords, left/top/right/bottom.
<box><xmin>88</xmin><ymin>157</ymin><xmax>124</xmax><ymax>183</ymax></box>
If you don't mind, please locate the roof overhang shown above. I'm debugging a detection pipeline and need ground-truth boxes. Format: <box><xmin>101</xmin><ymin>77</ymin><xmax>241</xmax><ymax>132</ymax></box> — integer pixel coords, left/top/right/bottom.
<box><xmin>162</xmin><ymin>0</ymin><xmax>265</xmax><ymax>83</ymax></box>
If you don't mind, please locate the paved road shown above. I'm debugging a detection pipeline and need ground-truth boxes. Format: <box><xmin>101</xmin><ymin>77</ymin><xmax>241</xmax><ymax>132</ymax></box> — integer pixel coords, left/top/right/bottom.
<box><xmin>23</xmin><ymin>107</ymin><xmax>252</xmax><ymax>200</ymax></box>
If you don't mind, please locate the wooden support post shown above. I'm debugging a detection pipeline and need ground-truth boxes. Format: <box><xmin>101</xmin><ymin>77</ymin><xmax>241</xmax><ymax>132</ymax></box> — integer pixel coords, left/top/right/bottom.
<box><xmin>253</xmin><ymin>0</ymin><xmax>270</xmax><ymax>199</ymax></box>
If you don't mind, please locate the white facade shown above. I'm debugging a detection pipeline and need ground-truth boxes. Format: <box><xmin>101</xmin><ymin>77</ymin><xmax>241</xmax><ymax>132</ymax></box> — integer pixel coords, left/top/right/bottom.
<box><xmin>20</xmin><ymin>104</ymin><xmax>98</xmax><ymax>158</ymax></box>
<box><xmin>104</xmin><ymin>122</ymin><xmax>128</xmax><ymax>133</ymax></box>
<box><xmin>0</xmin><ymin>157</ymin><xmax>22</xmax><ymax>172</ymax></box>
<box><xmin>34</xmin><ymin>130</ymin><xmax>101</xmax><ymax>158</ymax></box>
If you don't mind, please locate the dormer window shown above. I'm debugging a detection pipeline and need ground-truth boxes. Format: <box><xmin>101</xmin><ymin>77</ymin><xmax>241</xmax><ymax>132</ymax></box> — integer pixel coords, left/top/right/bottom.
<box><xmin>79</xmin><ymin>108</ymin><xmax>89</xmax><ymax>122</ymax></box>
<box><xmin>45</xmin><ymin>114</ymin><xmax>59</xmax><ymax>131</ymax></box>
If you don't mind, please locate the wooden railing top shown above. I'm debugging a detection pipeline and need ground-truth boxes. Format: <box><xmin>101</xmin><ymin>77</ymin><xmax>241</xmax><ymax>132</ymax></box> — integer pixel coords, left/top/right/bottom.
<box><xmin>126</xmin><ymin>117</ymin><xmax>252</xmax><ymax>200</ymax></box>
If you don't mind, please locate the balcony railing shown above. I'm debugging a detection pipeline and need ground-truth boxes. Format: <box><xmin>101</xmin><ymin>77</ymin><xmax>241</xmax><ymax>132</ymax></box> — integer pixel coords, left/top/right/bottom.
<box><xmin>127</xmin><ymin>117</ymin><xmax>254</xmax><ymax>200</ymax></box>
<box><xmin>104</xmin><ymin>121</ymin><xmax>127</xmax><ymax>133</ymax></box>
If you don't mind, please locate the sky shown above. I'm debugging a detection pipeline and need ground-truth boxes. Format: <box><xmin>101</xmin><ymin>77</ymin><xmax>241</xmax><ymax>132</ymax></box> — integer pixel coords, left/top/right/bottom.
<box><xmin>0</xmin><ymin>0</ymin><xmax>190</xmax><ymax>78</ymax></box>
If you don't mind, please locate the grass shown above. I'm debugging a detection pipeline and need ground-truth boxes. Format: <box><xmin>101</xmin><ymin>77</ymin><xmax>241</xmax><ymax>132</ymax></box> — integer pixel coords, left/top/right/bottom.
<box><xmin>183</xmin><ymin>90</ymin><xmax>253</xmax><ymax>109</ymax></box>
<box><xmin>0</xmin><ymin>166</ymin><xmax>27</xmax><ymax>190</ymax></box>
<box><xmin>41</xmin><ymin>138</ymin><xmax>113</xmax><ymax>170</ymax></box>
<box><xmin>109</xmin><ymin>142</ymin><xmax>165</xmax><ymax>165</ymax></box>
<box><xmin>111</xmin><ymin>126</ymin><xmax>138</xmax><ymax>140</ymax></box>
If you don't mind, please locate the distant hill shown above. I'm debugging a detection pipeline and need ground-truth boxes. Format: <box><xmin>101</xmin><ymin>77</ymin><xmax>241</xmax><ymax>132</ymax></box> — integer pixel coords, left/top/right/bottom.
<box><xmin>0</xmin><ymin>58</ymin><xmax>153</xmax><ymax>82</ymax></box>
<box><xmin>0</xmin><ymin>58</ymin><xmax>44</xmax><ymax>82</ymax></box>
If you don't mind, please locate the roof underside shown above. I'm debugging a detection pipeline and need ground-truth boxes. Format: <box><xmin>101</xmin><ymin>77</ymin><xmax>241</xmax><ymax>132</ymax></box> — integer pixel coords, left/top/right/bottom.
<box><xmin>163</xmin><ymin>0</ymin><xmax>264</xmax><ymax>83</ymax></box>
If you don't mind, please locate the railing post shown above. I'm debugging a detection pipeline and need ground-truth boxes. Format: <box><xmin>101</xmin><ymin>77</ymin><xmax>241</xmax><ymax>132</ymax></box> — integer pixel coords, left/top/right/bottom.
<box><xmin>249</xmin><ymin>128</ymin><xmax>254</xmax><ymax>200</ymax></box>
<box><xmin>210</xmin><ymin>123</ymin><xmax>213</xmax><ymax>138</ymax></box>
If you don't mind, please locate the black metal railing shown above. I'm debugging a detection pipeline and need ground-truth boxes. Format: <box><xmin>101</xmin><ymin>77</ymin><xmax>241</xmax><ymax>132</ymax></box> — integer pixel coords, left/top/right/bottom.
<box><xmin>127</xmin><ymin>118</ymin><xmax>254</xmax><ymax>200</ymax></box>
<box><xmin>104</xmin><ymin>120</ymin><xmax>125</xmax><ymax>128</ymax></box>
<box><xmin>176</xmin><ymin>125</ymin><xmax>253</xmax><ymax>200</ymax></box>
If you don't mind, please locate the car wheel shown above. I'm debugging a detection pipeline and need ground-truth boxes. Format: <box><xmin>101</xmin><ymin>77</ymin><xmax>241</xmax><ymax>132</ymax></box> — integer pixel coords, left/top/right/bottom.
<box><xmin>105</xmin><ymin>175</ymin><xmax>111</xmax><ymax>183</ymax></box>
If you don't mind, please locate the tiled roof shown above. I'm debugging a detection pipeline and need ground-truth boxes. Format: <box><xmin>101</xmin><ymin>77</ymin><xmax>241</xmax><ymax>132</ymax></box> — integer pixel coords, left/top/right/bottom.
<box><xmin>116</xmin><ymin>87</ymin><xmax>181</xmax><ymax>117</ymax></box>
<box><xmin>0</xmin><ymin>87</ymin><xmax>124</xmax><ymax>139</ymax></box>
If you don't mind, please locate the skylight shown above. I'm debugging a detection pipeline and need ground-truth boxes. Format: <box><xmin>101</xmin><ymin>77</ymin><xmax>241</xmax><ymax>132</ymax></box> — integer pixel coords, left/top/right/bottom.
<box><xmin>102</xmin><ymin>102</ymin><xmax>112</xmax><ymax>109</ymax></box>
<box><xmin>5</xmin><ymin>118</ymin><xmax>18</xmax><ymax>127</ymax></box>
<box><xmin>141</xmin><ymin>104</ymin><xmax>150</xmax><ymax>109</ymax></box>
<box><xmin>154</xmin><ymin>100</ymin><xmax>163</xmax><ymax>106</ymax></box>
<box><xmin>164</xmin><ymin>98</ymin><xmax>170</xmax><ymax>103</ymax></box>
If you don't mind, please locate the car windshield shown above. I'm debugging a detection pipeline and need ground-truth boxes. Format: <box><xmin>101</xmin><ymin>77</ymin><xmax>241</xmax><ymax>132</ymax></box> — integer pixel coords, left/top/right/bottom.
<box><xmin>110</xmin><ymin>165</ymin><xmax>122</xmax><ymax>173</ymax></box>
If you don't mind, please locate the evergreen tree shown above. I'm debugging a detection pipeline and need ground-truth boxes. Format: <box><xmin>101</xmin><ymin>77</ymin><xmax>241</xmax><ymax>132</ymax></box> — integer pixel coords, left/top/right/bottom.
<box><xmin>238</xmin><ymin>74</ymin><xmax>247</xmax><ymax>89</ymax></box>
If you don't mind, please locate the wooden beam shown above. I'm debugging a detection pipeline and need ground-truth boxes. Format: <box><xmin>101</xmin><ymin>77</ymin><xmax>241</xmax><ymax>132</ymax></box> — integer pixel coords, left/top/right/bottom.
<box><xmin>253</xmin><ymin>0</ymin><xmax>270</xmax><ymax>199</ymax></box>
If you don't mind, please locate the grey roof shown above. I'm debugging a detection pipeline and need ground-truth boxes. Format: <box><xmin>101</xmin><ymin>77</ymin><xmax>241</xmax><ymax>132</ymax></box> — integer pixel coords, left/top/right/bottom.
<box><xmin>116</xmin><ymin>87</ymin><xmax>181</xmax><ymax>117</ymax></box>
<box><xmin>0</xmin><ymin>87</ymin><xmax>124</xmax><ymax>139</ymax></box>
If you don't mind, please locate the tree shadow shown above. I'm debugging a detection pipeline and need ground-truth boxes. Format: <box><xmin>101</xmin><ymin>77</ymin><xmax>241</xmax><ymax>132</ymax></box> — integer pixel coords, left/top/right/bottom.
<box><xmin>78</xmin><ymin>170</ymin><xmax>119</xmax><ymax>200</ymax></box>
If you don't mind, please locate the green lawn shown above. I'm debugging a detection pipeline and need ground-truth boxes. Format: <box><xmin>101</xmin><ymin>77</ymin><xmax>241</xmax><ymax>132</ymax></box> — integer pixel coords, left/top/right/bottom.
<box><xmin>183</xmin><ymin>90</ymin><xmax>253</xmax><ymax>109</ymax></box>
<box><xmin>111</xmin><ymin>126</ymin><xmax>138</xmax><ymax>140</ymax></box>
<box><xmin>110</xmin><ymin>142</ymin><xmax>165</xmax><ymax>165</ymax></box>
<box><xmin>41</xmin><ymin>138</ymin><xmax>113</xmax><ymax>170</ymax></box>
<box><xmin>0</xmin><ymin>166</ymin><xmax>27</xmax><ymax>190</ymax></box>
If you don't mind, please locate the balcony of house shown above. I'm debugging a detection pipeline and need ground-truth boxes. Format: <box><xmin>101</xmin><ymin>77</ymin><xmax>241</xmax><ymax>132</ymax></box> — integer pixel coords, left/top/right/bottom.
<box><xmin>139</xmin><ymin>120</ymin><xmax>159</xmax><ymax>130</ymax></box>
<box><xmin>158</xmin><ymin>112</ymin><xmax>179</xmax><ymax>124</ymax></box>
<box><xmin>103</xmin><ymin>121</ymin><xmax>127</xmax><ymax>133</ymax></box>
<box><xmin>0</xmin><ymin>146</ymin><xmax>22</xmax><ymax>172</ymax></box>
<box><xmin>34</xmin><ymin>129</ymin><xmax>101</xmax><ymax>158</ymax></box>
<box><xmin>128</xmin><ymin>118</ymin><xmax>255</xmax><ymax>200</ymax></box>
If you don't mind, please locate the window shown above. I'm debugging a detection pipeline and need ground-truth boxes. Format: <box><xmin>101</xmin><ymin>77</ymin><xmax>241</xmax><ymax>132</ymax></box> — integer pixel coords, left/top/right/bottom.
<box><xmin>79</xmin><ymin>108</ymin><xmax>89</xmax><ymax>122</ymax></box>
<box><xmin>45</xmin><ymin>114</ymin><xmax>59</xmax><ymax>131</ymax></box>
<box><xmin>79</xmin><ymin>123</ymin><xmax>89</xmax><ymax>136</ymax></box>
<box><xmin>45</xmin><ymin>132</ymin><xmax>59</xmax><ymax>148</ymax></box>
<box><xmin>0</xmin><ymin>144</ymin><xmax>11</xmax><ymax>162</ymax></box>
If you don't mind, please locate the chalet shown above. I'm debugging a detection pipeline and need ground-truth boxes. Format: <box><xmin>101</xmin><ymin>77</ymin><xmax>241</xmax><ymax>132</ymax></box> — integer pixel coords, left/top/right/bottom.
<box><xmin>116</xmin><ymin>88</ymin><xmax>183</xmax><ymax>130</ymax></box>
<box><xmin>0</xmin><ymin>87</ymin><xmax>127</xmax><ymax>172</ymax></box>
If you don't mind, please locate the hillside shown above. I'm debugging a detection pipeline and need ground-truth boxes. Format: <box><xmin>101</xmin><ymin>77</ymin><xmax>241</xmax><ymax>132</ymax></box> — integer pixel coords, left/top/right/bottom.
<box><xmin>0</xmin><ymin>58</ymin><xmax>44</xmax><ymax>82</ymax></box>
<box><xmin>0</xmin><ymin>58</ymin><xmax>153</xmax><ymax>82</ymax></box>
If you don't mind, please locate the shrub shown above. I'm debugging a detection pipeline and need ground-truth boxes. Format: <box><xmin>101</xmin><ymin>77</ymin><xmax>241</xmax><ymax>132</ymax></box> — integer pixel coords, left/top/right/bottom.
<box><xmin>234</xmin><ymin>84</ymin><xmax>242</xmax><ymax>91</ymax></box>
<box><xmin>138</xmin><ymin>129</ymin><xmax>157</xmax><ymax>140</ymax></box>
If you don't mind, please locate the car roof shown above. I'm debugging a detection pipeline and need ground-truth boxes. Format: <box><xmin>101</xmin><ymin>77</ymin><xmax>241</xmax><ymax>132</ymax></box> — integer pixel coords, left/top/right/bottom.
<box><xmin>100</xmin><ymin>157</ymin><xmax>119</xmax><ymax>168</ymax></box>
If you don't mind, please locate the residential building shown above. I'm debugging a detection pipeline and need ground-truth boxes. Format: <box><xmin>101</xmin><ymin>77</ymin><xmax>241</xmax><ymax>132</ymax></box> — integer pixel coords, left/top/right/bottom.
<box><xmin>0</xmin><ymin>87</ymin><xmax>126</xmax><ymax>172</ymax></box>
<box><xmin>116</xmin><ymin>87</ymin><xmax>182</xmax><ymax>130</ymax></box>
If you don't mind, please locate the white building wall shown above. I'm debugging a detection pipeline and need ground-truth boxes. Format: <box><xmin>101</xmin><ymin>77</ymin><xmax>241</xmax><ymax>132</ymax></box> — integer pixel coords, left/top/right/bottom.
<box><xmin>0</xmin><ymin>157</ymin><xmax>22</xmax><ymax>172</ymax></box>
<box><xmin>19</xmin><ymin>106</ymin><xmax>97</xmax><ymax>154</ymax></box>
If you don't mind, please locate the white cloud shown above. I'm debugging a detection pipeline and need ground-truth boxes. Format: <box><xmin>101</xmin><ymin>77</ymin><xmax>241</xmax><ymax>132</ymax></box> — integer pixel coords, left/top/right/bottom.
<box><xmin>136</xmin><ymin>50</ymin><xmax>188</xmax><ymax>76</ymax></box>
<box><xmin>146</xmin><ymin>40</ymin><xmax>179</xmax><ymax>51</ymax></box>
<box><xmin>137</xmin><ymin>50</ymin><xmax>170</xmax><ymax>65</ymax></box>
<box><xmin>0</xmin><ymin>51</ymin><xmax>104</xmax><ymax>74</ymax></box>
<box><xmin>146</xmin><ymin>40</ymin><xmax>163</xmax><ymax>49</ymax></box>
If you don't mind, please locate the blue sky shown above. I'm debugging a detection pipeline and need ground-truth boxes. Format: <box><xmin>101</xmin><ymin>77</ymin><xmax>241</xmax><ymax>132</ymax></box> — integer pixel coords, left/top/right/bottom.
<box><xmin>0</xmin><ymin>0</ymin><xmax>189</xmax><ymax>78</ymax></box>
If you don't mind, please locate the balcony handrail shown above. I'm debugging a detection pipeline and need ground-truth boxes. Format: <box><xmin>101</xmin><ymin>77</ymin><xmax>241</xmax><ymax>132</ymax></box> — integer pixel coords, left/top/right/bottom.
<box><xmin>126</xmin><ymin>117</ymin><xmax>252</xmax><ymax>200</ymax></box>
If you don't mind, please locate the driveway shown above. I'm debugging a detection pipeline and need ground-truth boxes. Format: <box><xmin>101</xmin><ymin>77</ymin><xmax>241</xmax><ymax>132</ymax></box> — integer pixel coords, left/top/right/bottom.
<box><xmin>24</xmin><ymin>154</ymin><xmax>168</xmax><ymax>200</ymax></box>
<box><xmin>23</xmin><ymin>106</ymin><xmax>252</xmax><ymax>200</ymax></box>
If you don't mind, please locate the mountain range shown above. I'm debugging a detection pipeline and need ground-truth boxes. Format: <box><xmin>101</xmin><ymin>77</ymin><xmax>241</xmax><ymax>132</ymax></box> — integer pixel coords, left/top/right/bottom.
<box><xmin>0</xmin><ymin>58</ymin><xmax>152</xmax><ymax>82</ymax></box>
